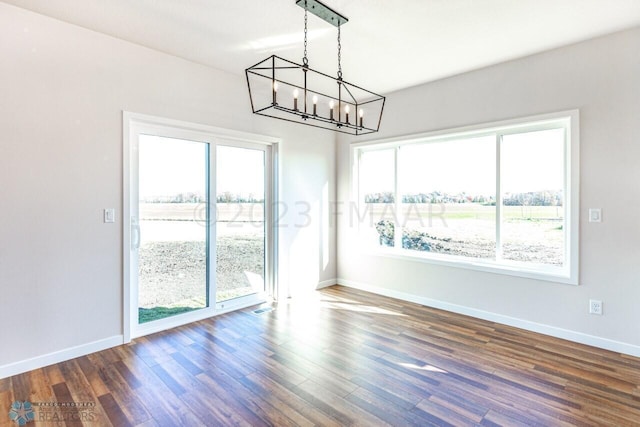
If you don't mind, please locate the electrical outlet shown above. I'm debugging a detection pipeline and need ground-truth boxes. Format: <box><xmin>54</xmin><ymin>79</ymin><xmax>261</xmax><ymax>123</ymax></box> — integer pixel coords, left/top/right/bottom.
<box><xmin>589</xmin><ymin>299</ymin><xmax>603</xmax><ymax>315</ymax></box>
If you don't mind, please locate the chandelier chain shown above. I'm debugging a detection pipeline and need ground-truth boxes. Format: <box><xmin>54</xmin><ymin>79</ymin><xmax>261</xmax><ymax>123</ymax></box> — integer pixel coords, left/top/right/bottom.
<box><xmin>303</xmin><ymin>6</ymin><xmax>308</xmax><ymax>66</ymax></box>
<box><xmin>337</xmin><ymin>25</ymin><xmax>342</xmax><ymax>79</ymax></box>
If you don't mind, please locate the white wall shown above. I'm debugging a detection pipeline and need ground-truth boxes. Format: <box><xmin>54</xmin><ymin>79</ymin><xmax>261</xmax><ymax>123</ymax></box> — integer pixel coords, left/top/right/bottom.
<box><xmin>337</xmin><ymin>27</ymin><xmax>640</xmax><ymax>354</ymax></box>
<box><xmin>0</xmin><ymin>3</ymin><xmax>336</xmax><ymax>375</ymax></box>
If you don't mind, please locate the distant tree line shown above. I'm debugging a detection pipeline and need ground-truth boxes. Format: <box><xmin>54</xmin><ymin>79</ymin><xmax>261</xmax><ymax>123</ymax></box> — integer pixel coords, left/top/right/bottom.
<box><xmin>502</xmin><ymin>191</ymin><xmax>562</xmax><ymax>206</ymax></box>
<box><xmin>141</xmin><ymin>192</ymin><xmax>264</xmax><ymax>203</ymax></box>
<box><xmin>141</xmin><ymin>192</ymin><xmax>205</xmax><ymax>203</ymax></box>
<box><xmin>365</xmin><ymin>190</ymin><xmax>562</xmax><ymax>206</ymax></box>
<box><xmin>216</xmin><ymin>192</ymin><xmax>264</xmax><ymax>203</ymax></box>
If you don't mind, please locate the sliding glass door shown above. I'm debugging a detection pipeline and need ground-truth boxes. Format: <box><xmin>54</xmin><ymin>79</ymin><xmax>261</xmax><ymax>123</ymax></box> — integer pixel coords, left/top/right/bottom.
<box><xmin>125</xmin><ymin>115</ymin><xmax>275</xmax><ymax>339</ymax></box>
<box><xmin>216</xmin><ymin>145</ymin><xmax>266</xmax><ymax>305</ymax></box>
<box><xmin>137</xmin><ymin>135</ymin><xmax>209</xmax><ymax>324</ymax></box>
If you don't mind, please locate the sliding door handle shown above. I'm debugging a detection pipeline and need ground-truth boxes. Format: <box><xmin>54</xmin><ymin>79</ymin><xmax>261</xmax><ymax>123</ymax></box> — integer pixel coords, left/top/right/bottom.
<box><xmin>132</xmin><ymin>223</ymin><xmax>141</xmax><ymax>250</ymax></box>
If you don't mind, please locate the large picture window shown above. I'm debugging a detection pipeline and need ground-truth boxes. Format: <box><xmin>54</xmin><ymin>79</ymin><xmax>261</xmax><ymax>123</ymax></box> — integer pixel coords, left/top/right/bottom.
<box><xmin>352</xmin><ymin>111</ymin><xmax>579</xmax><ymax>284</ymax></box>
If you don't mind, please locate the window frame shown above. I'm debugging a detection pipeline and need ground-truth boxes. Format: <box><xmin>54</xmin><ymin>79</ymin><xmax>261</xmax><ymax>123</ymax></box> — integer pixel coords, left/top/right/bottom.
<box><xmin>351</xmin><ymin>110</ymin><xmax>579</xmax><ymax>285</ymax></box>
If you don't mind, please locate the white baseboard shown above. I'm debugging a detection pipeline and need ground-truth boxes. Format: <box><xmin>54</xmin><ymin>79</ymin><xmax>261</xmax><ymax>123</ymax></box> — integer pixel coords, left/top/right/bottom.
<box><xmin>336</xmin><ymin>278</ymin><xmax>640</xmax><ymax>358</ymax></box>
<box><xmin>317</xmin><ymin>279</ymin><xmax>338</xmax><ymax>290</ymax></box>
<box><xmin>0</xmin><ymin>335</ymin><xmax>124</xmax><ymax>379</ymax></box>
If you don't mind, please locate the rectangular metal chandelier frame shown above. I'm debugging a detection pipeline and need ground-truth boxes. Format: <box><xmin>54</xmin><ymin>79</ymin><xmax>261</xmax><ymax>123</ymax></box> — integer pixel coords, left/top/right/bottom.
<box><xmin>245</xmin><ymin>55</ymin><xmax>386</xmax><ymax>136</ymax></box>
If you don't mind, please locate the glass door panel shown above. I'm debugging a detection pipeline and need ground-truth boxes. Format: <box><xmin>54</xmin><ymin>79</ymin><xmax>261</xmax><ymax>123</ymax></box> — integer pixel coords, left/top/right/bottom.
<box><xmin>138</xmin><ymin>135</ymin><xmax>209</xmax><ymax>323</ymax></box>
<box><xmin>216</xmin><ymin>145</ymin><xmax>266</xmax><ymax>302</ymax></box>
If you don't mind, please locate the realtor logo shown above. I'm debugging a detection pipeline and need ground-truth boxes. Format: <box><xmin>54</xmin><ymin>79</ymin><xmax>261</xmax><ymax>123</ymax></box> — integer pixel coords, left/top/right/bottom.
<box><xmin>8</xmin><ymin>401</ymin><xmax>35</xmax><ymax>425</ymax></box>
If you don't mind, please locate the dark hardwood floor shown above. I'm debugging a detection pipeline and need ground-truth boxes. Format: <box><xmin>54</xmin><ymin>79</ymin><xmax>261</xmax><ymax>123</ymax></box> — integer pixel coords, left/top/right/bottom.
<box><xmin>2</xmin><ymin>285</ymin><xmax>640</xmax><ymax>426</ymax></box>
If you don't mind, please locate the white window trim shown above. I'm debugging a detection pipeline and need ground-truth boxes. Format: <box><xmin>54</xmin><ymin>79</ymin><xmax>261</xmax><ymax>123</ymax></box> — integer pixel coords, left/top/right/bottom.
<box><xmin>351</xmin><ymin>110</ymin><xmax>580</xmax><ymax>285</ymax></box>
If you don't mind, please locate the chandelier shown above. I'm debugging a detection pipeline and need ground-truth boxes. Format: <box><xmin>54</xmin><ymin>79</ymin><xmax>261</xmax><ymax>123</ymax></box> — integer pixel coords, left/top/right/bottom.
<box><xmin>245</xmin><ymin>0</ymin><xmax>385</xmax><ymax>135</ymax></box>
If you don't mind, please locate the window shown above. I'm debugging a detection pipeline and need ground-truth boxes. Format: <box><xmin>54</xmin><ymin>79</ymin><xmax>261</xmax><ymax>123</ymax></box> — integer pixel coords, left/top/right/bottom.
<box><xmin>352</xmin><ymin>111</ymin><xmax>579</xmax><ymax>284</ymax></box>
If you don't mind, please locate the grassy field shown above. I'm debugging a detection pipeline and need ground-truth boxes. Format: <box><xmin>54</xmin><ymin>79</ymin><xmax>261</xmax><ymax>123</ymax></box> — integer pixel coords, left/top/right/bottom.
<box><xmin>365</xmin><ymin>203</ymin><xmax>563</xmax><ymax>221</ymax></box>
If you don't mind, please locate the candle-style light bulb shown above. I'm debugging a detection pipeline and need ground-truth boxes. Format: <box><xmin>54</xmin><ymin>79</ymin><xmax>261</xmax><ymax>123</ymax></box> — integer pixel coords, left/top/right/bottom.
<box><xmin>329</xmin><ymin>100</ymin><xmax>335</xmax><ymax>120</ymax></box>
<box><xmin>359</xmin><ymin>108</ymin><xmax>364</xmax><ymax>128</ymax></box>
<box><xmin>345</xmin><ymin>105</ymin><xmax>350</xmax><ymax>124</ymax></box>
<box><xmin>293</xmin><ymin>89</ymin><xmax>299</xmax><ymax>111</ymax></box>
<box><xmin>312</xmin><ymin>95</ymin><xmax>318</xmax><ymax>115</ymax></box>
<box><xmin>272</xmin><ymin>81</ymin><xmax>278</xmax><ymax>105</ymax></box>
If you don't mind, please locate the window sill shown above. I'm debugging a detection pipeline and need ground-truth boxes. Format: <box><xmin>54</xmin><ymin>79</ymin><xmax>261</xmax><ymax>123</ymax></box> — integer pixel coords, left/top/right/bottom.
<box><xmin>366</xmin><ymin>245</ymin><xmax>577</xmax><ymax>285</ymax></box>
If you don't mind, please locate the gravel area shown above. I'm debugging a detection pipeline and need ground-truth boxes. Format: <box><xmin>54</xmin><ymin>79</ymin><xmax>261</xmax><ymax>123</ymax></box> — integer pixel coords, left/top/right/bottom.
<box><xmin>138</xmin><ymin>234</ymin><xmax>264</xmax><ymax>309</ymax></box>
<box><xmin>377</xmin><ymin>218</ymin><xmax>563</xmax><ymax>265</ymax></box>
<box><xmin>404</xmin><ymin>232</ymin><xmax>563</xmax><ymax>265</ymax></box>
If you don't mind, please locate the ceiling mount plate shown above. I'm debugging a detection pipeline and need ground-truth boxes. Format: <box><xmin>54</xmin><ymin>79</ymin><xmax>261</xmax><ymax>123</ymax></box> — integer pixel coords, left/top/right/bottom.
<box><xmin>296</xmin><ymin>0</ymin><xmax>348</xmax><ymax>27</ymax></box>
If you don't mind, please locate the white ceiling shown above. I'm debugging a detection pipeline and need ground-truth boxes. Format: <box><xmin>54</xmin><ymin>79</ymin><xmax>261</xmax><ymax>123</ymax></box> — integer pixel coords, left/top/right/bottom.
<box><xmin>3</xmin><ymin>0</ymin><xmax>640</xmax><ymax>94</ymax></box>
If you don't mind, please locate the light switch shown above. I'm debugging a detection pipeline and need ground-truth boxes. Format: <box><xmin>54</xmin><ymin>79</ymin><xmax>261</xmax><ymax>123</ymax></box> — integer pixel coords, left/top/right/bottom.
<box><xmin>588</xmin><ymin>208</ymin><xmax>601</xmax><ymax>223</ymax></box>
<box><xmin>104</xmin><ymin>208</ymin><xmax>115</xmax><ymax>223</ymax></box>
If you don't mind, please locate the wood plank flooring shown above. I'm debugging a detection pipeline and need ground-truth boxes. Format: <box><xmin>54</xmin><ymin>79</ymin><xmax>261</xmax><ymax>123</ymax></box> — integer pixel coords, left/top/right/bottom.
<box><xmin>2</xmin><ymin>285</ymin><xmax>640</xmax><ymax>426</ymax></box>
